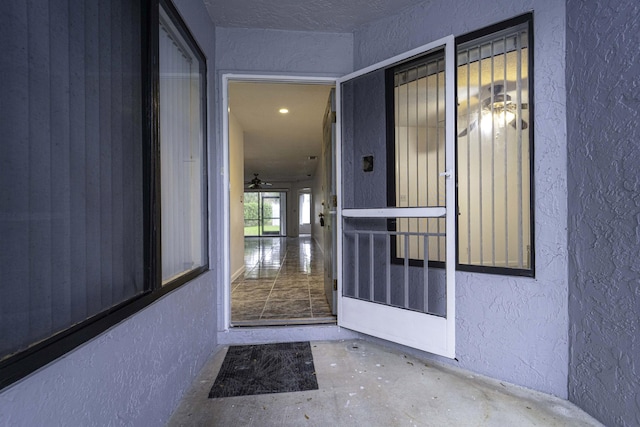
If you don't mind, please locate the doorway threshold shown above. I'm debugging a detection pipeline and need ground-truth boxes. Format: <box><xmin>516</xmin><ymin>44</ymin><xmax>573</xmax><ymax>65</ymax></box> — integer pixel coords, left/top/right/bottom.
<box><xmin>231</xmin><ymin>317</ymin><xmax>337</xmax><ymax>328</ymax></box>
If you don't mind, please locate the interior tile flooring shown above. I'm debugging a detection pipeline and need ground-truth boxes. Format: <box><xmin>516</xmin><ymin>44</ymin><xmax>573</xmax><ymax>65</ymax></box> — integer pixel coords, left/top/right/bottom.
<box><xmin>231</xmin><ymin>236</ymin><xmax>336</xmax><ymax>326</ymax></box>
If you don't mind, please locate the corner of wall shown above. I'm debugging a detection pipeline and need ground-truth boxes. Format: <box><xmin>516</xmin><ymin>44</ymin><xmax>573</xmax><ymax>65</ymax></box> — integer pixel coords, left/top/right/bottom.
<box><xmin>566</xmin><ymin>0</ymin><xmax>640</xmax><ymax>425</ymax></box>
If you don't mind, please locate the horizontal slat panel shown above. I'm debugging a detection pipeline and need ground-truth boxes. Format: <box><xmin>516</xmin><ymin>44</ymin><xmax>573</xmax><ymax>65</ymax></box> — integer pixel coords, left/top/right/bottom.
<box><xmin>341</xmin><ymin>207</ymin><xmax>446</xmax><ymax>218</ymax></box>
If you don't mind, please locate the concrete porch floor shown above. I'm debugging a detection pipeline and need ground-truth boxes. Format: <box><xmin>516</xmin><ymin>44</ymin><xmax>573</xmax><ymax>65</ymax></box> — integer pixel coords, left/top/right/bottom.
<box><xmin>167</xmin><ymin>339</ymin><xmax>602</xmax><ymax>426</ymax></box>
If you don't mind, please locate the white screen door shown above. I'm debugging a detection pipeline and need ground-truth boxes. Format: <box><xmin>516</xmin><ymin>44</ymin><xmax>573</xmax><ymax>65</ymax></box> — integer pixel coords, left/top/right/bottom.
<box><xmin>336</xmin><ymin>36</ymin><xmax>456</xmax><ymax>358</ymax></box>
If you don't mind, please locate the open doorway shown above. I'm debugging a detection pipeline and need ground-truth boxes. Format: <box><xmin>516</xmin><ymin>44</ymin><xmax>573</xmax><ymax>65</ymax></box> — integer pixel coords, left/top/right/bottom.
<box><xmin>226</xmin><ymin>78</ymin><xmax>337</xmax><ymax>326</ymax></box>
<box><xmin>298</xmin><ymin>190</ymin><xmax>311</xmax><ymax>235</ymax></box>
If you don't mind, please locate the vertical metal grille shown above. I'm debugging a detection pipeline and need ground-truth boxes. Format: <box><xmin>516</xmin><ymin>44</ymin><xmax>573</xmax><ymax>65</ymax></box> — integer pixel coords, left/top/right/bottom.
<box><xmin>343</xmin><ymin>227</ymin><xmax>446</xmax><ymax>316</ymax></box>
<box><xmin>393</xmin><ymin>51</ymin><xmax>446</xmax><ymax>263</ymax></box>
<box><xmin>457</xmin><ymin>23</ymin><xmax>531</xmax><ymax>270</ymax></box>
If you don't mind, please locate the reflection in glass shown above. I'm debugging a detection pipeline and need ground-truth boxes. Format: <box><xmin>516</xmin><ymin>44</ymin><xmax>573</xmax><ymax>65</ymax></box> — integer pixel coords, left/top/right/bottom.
<box><xmin>159</xmin><ymin>4</ymin><xmax>207</xmax><ymax>284</ymax></box>
<box><xmin>457</xmin><ymin>22</ymin><xmax>531</xmax><ymax>270</ymax></box>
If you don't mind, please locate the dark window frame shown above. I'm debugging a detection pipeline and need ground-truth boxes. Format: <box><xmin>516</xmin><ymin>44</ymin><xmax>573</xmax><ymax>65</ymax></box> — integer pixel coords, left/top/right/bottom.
<box><xmin>0</xmin><ymin>0</ymin><xmax>209</xmax><ymax>391</ymax></box>
<box><xmin>386</xmin><ymin>13</ymin><xmax>535</xmax><ymax>277</ymax></box>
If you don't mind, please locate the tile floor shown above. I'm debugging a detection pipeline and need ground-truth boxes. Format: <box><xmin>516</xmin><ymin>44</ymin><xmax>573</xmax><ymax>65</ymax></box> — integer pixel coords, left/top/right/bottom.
<box><xmin>231</xmin><ymin>237</ymin><xmax>335</xmax><ymax>325</ymax></box>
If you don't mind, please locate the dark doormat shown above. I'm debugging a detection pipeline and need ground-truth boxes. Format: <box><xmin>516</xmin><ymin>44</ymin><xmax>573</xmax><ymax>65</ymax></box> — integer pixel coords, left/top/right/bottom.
<box><xmin>208</xmin><ymin>341</ymin><xmax>318</xmax><ymax>398</ymax></box>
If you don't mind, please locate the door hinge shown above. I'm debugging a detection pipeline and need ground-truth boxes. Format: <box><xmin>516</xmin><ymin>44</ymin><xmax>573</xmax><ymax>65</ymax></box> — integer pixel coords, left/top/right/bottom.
<box><xmin>333</xmin><ymin>279</ymin><xmax>338</xmax><ymax>291</ymax></box>
<box><xmin>331</xmin><ymin>195</ymin><xmax>337</xmax><ymax>208</ymax></box>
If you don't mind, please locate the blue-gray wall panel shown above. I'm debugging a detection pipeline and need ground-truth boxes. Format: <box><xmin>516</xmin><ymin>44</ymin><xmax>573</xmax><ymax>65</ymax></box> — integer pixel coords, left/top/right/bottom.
<box><xmin>566</xmin><ymin>1</ymin><xmax>640</xmax><ymax>425</ymax></box>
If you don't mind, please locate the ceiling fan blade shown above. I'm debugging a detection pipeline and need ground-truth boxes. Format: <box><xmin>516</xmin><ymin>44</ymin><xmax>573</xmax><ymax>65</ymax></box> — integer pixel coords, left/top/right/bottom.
<box><xmin>508</xmin><ymin>118</ymin><xmax>528</xmax><ymax>130</ymax></box>
<box><xmin>458</xmin><ymin>120</ymin><xmax>477</xmax><ymax>137</ymax></box>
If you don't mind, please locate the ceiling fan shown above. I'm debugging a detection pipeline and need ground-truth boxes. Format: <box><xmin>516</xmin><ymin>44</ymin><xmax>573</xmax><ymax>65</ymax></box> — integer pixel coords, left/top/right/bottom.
<box><xmin>458</xmin><ymin>84</ymin><xmax>528</xmax><ymax>137</ymax></box>
<box><xmin>245</xmin><ymin>173</ymin><xmax>272</xmax><ymax>189</ymax></box>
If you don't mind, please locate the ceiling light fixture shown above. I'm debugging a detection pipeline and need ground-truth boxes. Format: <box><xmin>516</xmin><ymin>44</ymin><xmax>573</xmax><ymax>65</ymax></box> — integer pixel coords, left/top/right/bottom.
<box><xmin>279</xmin><ymin>108</ymin><xmax>289</xmax><ymax>114</ymax></box>
<box><xmin>458</xmin><ymin>84</ymin><xmax>528</xmax><ymax>137</ymax></box>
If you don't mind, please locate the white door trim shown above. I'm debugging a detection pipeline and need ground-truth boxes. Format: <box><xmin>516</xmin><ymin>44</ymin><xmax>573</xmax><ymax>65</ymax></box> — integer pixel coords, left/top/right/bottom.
<box><xmin>221</xmin><ymin>74</ymin><xmax>338</xmax><ymax>330</ymax></box>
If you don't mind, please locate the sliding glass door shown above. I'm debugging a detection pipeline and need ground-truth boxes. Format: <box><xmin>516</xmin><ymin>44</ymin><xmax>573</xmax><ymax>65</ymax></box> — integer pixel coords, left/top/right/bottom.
<box><xmin>244</xmin><ymin>191</ymin><xmax>286</xmax><ymax>237</ymax></box>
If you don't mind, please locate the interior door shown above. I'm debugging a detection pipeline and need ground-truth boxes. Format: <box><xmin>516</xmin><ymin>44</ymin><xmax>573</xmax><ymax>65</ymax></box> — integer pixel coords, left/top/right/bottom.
<box><xmin>336</xmin><ymin>36</ymin><xmax>456</xmax><ymax>358</ymax></box>
<box><xmin>322</xmin><ymin>89</ymin><xmax>337</xmax><ymax>314</ymax></box>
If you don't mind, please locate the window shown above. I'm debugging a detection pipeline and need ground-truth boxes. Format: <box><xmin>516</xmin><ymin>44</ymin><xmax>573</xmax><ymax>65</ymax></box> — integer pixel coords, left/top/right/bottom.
<box><xmin>159</xmin><ymin>1</ymin><xmax>208</xmax><ymax>285</ymax></box>
<box><xmin>244</xmin><ymin>191</ymin><xmax>286</xmax><ymax>237</ymax></box>
<box><xmin>0</xmin><ymin>0</ymin><xmax>208</xmax><ymax>390</ymax></box>
<box><xmin>387</xmin><ymin>14</ymin><xmax>534</xmax><ymax>276</ymax></box>
<box><xmin>456</xmin><ymin>15</ymin><xmax>533</xmax><ymax>275</ymax></box>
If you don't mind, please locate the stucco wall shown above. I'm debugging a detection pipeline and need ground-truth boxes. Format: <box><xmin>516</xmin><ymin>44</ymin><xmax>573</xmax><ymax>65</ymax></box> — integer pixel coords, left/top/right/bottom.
<box><xmin>566</xmin><ymin>1</ymin><xmax>640</xmax><ymax>425</ymax></box>
<box><xmin>0</xmin><ymin>274</ymin><xmax>216</xmax><ymax>427</ymax></box>
<box><xmin>352</xmin><ymin>0</ymin><xmax>569</xmax><ymax>397</ymax></box>
<box><xmin>215</xmin><ymin>27</ymin><xmax>353</xmax><ymax>77</ymax></box>
<box><xmin>0</xmin><ymin>0</ymin><xmax>218</xmax><ymax>425</ymax></box>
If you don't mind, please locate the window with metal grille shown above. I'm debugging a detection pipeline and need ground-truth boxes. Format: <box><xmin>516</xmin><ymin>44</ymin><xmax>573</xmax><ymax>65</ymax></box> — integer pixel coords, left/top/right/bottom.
<box><xmin>387</xmin><ymin>14</ymin><xmax>534</xmax><ymax>276</ymax></box>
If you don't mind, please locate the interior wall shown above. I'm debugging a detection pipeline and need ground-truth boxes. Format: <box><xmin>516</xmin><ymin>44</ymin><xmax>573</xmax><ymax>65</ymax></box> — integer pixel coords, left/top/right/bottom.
<box><xmin>0</xmin><ymin>0</ymin><xmax>218</xmax><ymax>425</ymax></box>
<box><xmin>228</xmin><ymin>112</ymin><xmax>245</xmax><ymax>280</ymax></box>
<box><xmin>566</xmin><ymin>0</ymin><xmax>640</xmax><ymax>425</ymax></box>
<box><xmin>353</xmin><ymin>0</ymin><xmax>569</xmax><ymax>397</ymax></box>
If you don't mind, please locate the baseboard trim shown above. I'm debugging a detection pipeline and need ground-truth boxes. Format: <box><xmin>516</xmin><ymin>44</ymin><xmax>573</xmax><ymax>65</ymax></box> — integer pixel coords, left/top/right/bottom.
<box><xmin>231</xmin><ymin>266</ymin><xmax>246</xmax><ymax>282</ymax></box>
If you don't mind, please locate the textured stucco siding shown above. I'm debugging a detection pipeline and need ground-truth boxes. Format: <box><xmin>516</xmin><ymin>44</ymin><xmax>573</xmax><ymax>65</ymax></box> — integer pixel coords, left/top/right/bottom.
<box><xmin>215</xmin><ymin>27</ymin><xmax>353</xmax><ymax>76</ymax></box>
<box><xmin>566</xmin><ymin>1</ymin><xmax>640</xmax><ymax>426</ymax></box>
<box><xmin>0</xmin><ymin>273</ymin><xmax>217</xmax><ymax>427</ymax></box>
<box><xmin>353</xmin><ymin>0</ymin><xmax>569</xmax><ymax>397</ymax></box>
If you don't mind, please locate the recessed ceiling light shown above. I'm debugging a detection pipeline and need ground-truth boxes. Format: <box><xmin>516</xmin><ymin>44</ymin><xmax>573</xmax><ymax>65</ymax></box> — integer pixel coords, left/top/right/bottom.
<box><xmin>279</xmin><ymin>108</ymin><xmax>289</xmax><ymax>114</ymax></box>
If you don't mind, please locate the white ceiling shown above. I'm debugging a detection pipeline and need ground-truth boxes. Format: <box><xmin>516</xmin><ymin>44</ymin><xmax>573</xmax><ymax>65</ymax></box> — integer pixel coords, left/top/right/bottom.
<box><xmin>203</xmin><ymin>0</ymin><xmax>430</xmax><ymax>33</ymax></box>
<box><xmin>215</xmin><ymin>0</ymin><xmax>430</xmax><ymax>186</ymax></box>
<box><xmin>229</xmin><ymin>82</ymin><xmax>333</xmax><ymax>184</ymax></box>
